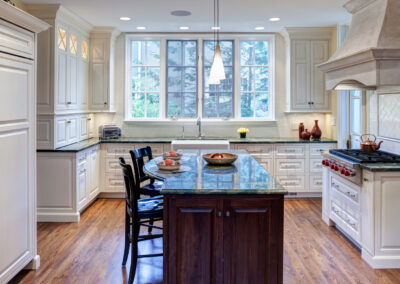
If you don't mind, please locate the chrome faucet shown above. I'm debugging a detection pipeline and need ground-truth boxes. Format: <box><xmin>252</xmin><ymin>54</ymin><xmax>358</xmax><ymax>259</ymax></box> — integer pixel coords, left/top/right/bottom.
<box><xmin>196</xmin><ymin>117</ymin><xmax>203</xmax><ymax>138</ymax></box>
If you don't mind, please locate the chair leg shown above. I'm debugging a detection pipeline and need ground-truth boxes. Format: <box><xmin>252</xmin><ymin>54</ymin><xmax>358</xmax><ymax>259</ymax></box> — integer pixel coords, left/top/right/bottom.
<box><xmin>122</xmin><ymin>208</ymin><xmax>130</xmax><ymax>266</ymax></box>
<box><xmin>128</xmin><ymin>217</ymin><xmax>140</xmax><ymax>284</ymax></box>
<box><xmin>148</xmin><ymin>218</ymin><xmax>154</xmax><ymax>233</ymax></box>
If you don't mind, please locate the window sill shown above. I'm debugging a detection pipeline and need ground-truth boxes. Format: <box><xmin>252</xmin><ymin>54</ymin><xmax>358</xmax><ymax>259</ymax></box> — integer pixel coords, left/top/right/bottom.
<box><xmin>124</xmin><ymin>119</ymin><xmax>277</xmax><ymax>127</ymax></box>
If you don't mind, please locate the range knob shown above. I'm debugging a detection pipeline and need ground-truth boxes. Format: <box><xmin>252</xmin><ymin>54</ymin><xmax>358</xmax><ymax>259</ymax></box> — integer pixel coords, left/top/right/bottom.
<box><xmin>331</xmin><ymin>164</ymin><xmax>335</xmax><ymax>170</ymax></box>
<box><xmin>322</xmin><ymin>160</ymin><xmax>326</xmax><ymax>166</ymax></box>
<box><xmin>344</xmin><ymin>170</ymin><xmax>350</xmax><ymax>176</ymax></box>
<box><xmin>334</xmin><ymin>165</ymin><xmax>339</xmax><ymax>171</ymax></box>
<box><xmin>341</xmin><ymin>168</ymin><xmax>345</xmax><ymax>175</ymax></box>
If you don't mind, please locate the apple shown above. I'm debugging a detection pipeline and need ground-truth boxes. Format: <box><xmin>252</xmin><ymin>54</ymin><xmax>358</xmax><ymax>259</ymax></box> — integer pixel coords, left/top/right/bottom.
<box><xmin>211</xmin><ymin>153</ymin><xmax>223</xmax><ymax>159</ymax></box>
<box><xmin>168</xmin><ymin>150</ymin><xmax>177</xmax><ymax>157</ymax></box>
<box><xmin>164</xmin><ymin>159</ymin><xmax>174</xmax><ymax>166</ymax></box>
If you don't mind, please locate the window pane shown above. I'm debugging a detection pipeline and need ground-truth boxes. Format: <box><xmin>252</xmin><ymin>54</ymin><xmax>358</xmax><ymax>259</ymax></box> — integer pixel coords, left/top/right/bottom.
<box><xmin>147</xmin><ymin>93</ymin><xmax>160</xmax><ymax>118</ymax></box>
<box><xmin>132</xmin><ymin>41</ymin><xmax>145</xmax><ymax>65</ymax></box>
<box><xmin>167</xmin><ymin>67</ymin><xmax>181</xmax><ymax>92</ymax></box>
<box><xmin>146</xmin><ymin>41</ymin><xmax>160</xmax><ymax>65</ymax></box>
<box><xmin>240</xmin><ymin>40</ymin><xmax>269</xmax><ymax>118</ymax></box>
<box><xmin>241</xmin><ymin>93</ymin><xmax>254</xmax><ymax>118</ymax></box>
<box><xmin>167</xmin><ymin>41</ymin><xmax>182</xmax><ymax>66</ymax></box>
<box><xmin>167</xmin><ymin>40</ymin><xmax>198</xmax><ymax>118</ymax></box>
<box><xmin>132</xmin><ymin>93</ymin><xmax>145</xmax><ymax>118</ymax></box>
<box><xmin>183</xmin><ymin>93</ymin><xmax>197</xmax><ymax>117</ymax></box>
<box><xmin>255</xmin><ymin>41</ymin><xmax>268</xmax><ymax>65</ymax></box>
<box><xmin>351</xmin><ymin>98</ymin><xmax>361</xmax><ymax>134</ymax></box>
<box><xmin>132</xmin><ymin>67</ymin><xmax>145</xmax><ymax>92</ymax></box>
<box><xmin>255</xmin><ymin>93</ymin><xmax>268</xmax><ymax>118</ymax></box>
<box><xmin>167</xmin><ymin>93</ymin><xmax>181</xmax><ymax>117</ymax></box>
<box><xmin>203</xmin><ymin>40</ymin><xmax>234</xmax><ymax>118</ymax></box>
<box><xmin>255</xmin><ymin>67</ymin><xmax>268</xmax><ymax>91</ymax></box>
<box><xmin>147</xmin><ymin>67</ymin><xmax>160</xmax><ymax>91</ymax></box>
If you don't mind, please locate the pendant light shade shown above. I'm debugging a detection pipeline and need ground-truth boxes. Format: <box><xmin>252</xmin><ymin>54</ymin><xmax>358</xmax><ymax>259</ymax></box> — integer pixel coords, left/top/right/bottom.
<box><xmin>209</xmin><ymin>43</ymin><xmax>225</xmax><ymax>85</ymax></box>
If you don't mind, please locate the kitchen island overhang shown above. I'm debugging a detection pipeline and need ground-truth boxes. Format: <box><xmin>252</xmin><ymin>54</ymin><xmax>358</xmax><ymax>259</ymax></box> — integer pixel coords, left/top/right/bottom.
<box><xmin>144</xmin><ymin>149</ymin><xmax>287</xmax><ymax>284</ymax></box>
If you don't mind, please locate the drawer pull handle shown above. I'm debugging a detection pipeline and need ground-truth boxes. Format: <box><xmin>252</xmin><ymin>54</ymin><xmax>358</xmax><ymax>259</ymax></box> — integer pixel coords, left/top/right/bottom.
<box><xmin>217</xmin><ymin>211</ymin><xmax>222</xmax><ymax>217</ymax></box>
<box><xmin>67</xmin><ymin>102</ymin><xmax>72</xmax><ymax>104</ymax></box>
<box><xmin>67</xmin><ymin>120</ymin><xmax>72</xmax><ymax>124</ymax></box>
<box><xmin>225</xmin><ymin>211</ymin><xmax>230</xmax><ymax>217</ymax></box>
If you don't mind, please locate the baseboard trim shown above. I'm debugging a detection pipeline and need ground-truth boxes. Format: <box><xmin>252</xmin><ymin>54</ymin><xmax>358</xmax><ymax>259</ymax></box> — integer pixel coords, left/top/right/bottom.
<box><xmin>362</xmin><ymin>250</ymin><xmax>400</xmax><ymax>269</ymax></box>
<box><xmin>24</xmin><ymin>255</ymin><xmax>40</xmax><ymax>270</ymax></box>
<box><xmin>98</xmin><ymin>192</ymin><xmax>125</xmax><ymax>199</ymax></box>
<box><xmin>37</xmin><ymin>212</ymin><xmax>80</xmax><ymax>222</ymax></box>
<box><xmin>285</xmin><ymin>192</ymin><xmax>322</xmax><ymax>198</ymax></box>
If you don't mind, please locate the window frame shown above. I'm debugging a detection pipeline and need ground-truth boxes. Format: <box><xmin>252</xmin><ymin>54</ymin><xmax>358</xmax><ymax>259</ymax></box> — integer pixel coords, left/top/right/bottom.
<box><xmin>125</xmin><ymin>33</ymin><xmax>275</xmax><ymax>123</ymax></box>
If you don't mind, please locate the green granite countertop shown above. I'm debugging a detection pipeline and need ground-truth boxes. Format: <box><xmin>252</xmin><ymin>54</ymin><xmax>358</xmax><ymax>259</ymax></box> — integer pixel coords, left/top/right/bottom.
<box><xmin>361</xmin><ymin>163</ymin><xmax>400</xmax><ymax>172</ymax></box>
<box><xmin>143</xmin><ymin>149</ymin><xmax>287</xmax><ymax>195</ymax></box>
<box><xmin>37</xmin><ymin>137</ymin><xmax>337</xmax><ymax>152</ymax></box>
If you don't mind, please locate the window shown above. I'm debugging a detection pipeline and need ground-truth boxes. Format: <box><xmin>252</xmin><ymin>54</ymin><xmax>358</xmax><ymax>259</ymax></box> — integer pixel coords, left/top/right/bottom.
<box><xmin>131</xmin><ymin>40</ymin><xmax>161</xmax><ymax>118</ymax></box>
<box><xmin>350</xmin><ymin>90</ymin><xmax>363</xmax><ymax>149</ymax></box>
<box><xmin>69</xmin><ymin>34</ymin><xmax>77</xmax><ymax>55</ymax></box>
<box><xmin>240</xmin><ymin>41</ymin><xmax>269</xmax><ymax>118</ymax></box>
<box><xmin>167</xmin><ymin>40</ymin><xmax>198</xmax><ymax>118</ymax></box>
<box><xmin>203</xmin><ymin>40</ymin><xmax>234</xmax><ymax>118</ymax></box>
<box><xmin>126</xmin><ymin>35</ymin><xmax>274</xmax><ymax>121</ymax></box>
<box><xmin>81</xmin><ymin>40</ymin><xmax>88</xmax><ymax>59</ymax></box>
<box><xmin>57</xmin><ymin>28</ymin><xmax>66</xmax><ymax>51</ymax></box>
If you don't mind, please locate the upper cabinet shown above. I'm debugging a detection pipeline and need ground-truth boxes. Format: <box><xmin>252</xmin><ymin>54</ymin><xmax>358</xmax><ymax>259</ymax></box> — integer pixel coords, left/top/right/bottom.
<box><xmin>281</xmin><ymin>28</ymin><xmax>334</xmax><ymax>112</ymax></box>
<box><xmin>27</xmin><ymin>4</ymin><xmax>92</xmax><ymax>114</ymax></box>
<box><xmin>89</xmin><ymin>28</ymin><xmax>120</xmax><ymax>111</ymax></box>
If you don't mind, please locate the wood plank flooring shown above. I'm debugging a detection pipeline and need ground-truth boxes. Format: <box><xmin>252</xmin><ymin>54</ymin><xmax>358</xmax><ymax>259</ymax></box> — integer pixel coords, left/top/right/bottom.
<box><xmin>10</xmin><ymin>198</ymin><xmax>400</xmax><ymax>284</ymax></box>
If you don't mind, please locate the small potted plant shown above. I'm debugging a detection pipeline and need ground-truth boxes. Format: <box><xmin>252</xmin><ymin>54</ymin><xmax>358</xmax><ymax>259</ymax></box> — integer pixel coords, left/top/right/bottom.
<box><xmin>237</xmin><ymin>128</ymin><xmax>249</xmax><ymax>139</ymax></box>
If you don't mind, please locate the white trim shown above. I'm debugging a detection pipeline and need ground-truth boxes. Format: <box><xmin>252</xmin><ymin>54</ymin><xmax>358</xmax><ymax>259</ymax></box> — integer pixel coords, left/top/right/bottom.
<box><xmin>123</xmin><ymin>119</ymin><xmax>277</xmax><ymax>127</ymax></box>
<box><xmin>124</xmin><ymin>33</ymin><xmax>276</xmax><ymax>122</ymax></box>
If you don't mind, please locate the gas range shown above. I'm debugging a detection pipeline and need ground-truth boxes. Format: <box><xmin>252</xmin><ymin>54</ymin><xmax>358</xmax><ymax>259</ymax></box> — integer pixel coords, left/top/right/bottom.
<box><xmin>322</xmin><ymin>149</ymin><xmax>400</xmax><ymax>185</ymax></box>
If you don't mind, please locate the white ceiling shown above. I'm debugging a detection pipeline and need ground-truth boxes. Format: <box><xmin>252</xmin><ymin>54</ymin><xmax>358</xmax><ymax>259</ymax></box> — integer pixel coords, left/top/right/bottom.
<box><xmin>22</xmin><ymin>0</ymin><xmax>351</xmax><ymax>32</ymax></box>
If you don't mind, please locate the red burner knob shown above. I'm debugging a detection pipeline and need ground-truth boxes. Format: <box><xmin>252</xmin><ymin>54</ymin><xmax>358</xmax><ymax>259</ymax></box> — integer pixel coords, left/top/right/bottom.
<box><xmin>345</xmin><ymin>170</ymin><xmax>350</xmax><ymax>176</ymax></box>
<box><xmin>341</xmin><ymin>168</ymin><xmax>345</xmax><ymax>175</ymax></box>
<box><xmin>322</xmin><ymin>160</ymin><xmax>326</xmax><ymax>166</ymax></box>
<box><xmin>331</xmin><ymin>164</ymin><xmax>335</xmax><ymax>169</ymax></box>
<box><xmin>334</xmin><ymin>165</ymin><xmax>339</xmax><ymax>171</ymax></box>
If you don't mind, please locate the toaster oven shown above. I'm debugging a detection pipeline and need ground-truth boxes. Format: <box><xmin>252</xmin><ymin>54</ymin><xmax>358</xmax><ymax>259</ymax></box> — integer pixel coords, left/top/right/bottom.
<box><xmin>100</xmin><ymin>125</ymin><xmax>121</xmax><ymax>139</ymax></box>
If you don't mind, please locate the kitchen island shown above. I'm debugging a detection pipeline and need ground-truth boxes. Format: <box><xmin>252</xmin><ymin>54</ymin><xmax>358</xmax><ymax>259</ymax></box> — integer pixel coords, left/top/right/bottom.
<box><xmin>144</xmin><ymin>149</ymin><xmax>287</xmax><ymax>284</ymax></box>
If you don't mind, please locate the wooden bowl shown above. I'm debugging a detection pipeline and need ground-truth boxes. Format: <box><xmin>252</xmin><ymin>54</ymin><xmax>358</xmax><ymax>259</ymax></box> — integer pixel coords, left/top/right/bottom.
<box><xmin>202</xmin><ymin>153</ymin><xmax>238</xmax><ymax>165</ymax></box>
<box><xmin>157</xmin><ymin>161</ymin><xmax>181</xmax><ymax>171</ymax></box>
<box><xmin>162</xmin><ymin>152</ymin><xmax>183</xmax><ymax>160</ymax></box>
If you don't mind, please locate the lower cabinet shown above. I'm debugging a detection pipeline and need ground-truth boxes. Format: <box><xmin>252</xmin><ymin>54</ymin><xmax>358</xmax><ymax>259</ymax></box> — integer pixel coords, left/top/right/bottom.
<box><xmin>164</xmin><ymin>195</ymin><xmax>284</xmax><ymax>284</ymax></box>
<box><xmin>37</xmin><ymin>145</ymin><xmax>100</xmax><ymax>222</ymax></box>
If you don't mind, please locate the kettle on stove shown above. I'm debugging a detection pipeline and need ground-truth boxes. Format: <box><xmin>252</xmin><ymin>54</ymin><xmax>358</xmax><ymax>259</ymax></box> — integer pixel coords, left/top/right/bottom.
<box><xmin>360</xmin><ymin>134</ymin><xmax>383</xmax><ymax>152</ymax></box>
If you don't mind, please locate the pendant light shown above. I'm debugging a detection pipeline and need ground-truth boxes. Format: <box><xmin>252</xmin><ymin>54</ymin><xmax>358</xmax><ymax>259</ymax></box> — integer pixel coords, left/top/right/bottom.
<box><xmin>208</xmin><ymin>0</ymin><xmax>225</xmax><ymax>85</ymax></box>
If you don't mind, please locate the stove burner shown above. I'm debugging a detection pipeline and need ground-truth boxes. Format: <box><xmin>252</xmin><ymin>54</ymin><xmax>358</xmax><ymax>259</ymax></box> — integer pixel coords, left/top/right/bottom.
<box><xmin>329</xmin><ymin>149</ymin><xmax>400</xmax><ymax>163</ymax></box>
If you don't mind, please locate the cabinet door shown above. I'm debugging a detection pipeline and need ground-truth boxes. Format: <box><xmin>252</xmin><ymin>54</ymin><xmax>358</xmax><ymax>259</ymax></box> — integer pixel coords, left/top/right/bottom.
<box><xmin>79</xmin><ymin>115</ymin><xmax>89</xmax><ymax>140</ymax></box>
<box><xmin>77</xmin><ymin>164</ymin><xmax>89</xmax><ymax>210</ymax></box>
<box><xmin>310</xmin><ymin>40</ymin><xmax>329</xmax><ymax>110</ymax></box>
<box><xmin>78</xmin><ymin>59</ymin><xmax>89</xmax><ymax>108</ymax></box>
<box><xmin>223</xmin><ymin>197</ymin><xmax>284</xmax><ymax>284</ymax></box>
<box><xmin>291</xmin><ymin>40</ymin><xmax>311</xmax><ymax>110</ymax></box>
<box><xmin>55</xmin><ymin>26</ymin><xmax>68</xmax><ymax>110</ymax></box>
<box><xmin>88</xmin><ymin>114</ymin><xmax>94</xmax><ymax>138</ymax></box>
<box><xmin>67</xmin><ymin>55</ymin><xmax>78</xmax><ymax>108</ymax></box>
<box><xmin>89</xmin><ymin>147</ymin><xmax>100</xmax><ymax>200</ymax></box>
<box><xmin>66</xmin><ymin>117</ymin><xmax>78</xmax><ymax>145</ymax></box>
<box><xmin>165</xmin><ymin>198</ymin><xmax>223</xmax><ymax>284</ymax></box>
<box><xmin>0</xmin><ymin>54</ymin><xmax>35</xmax><ymax>283</ymax></box>
<box><xmin>55</xmin><ymin>117</ymin><xmax>68</xmax><ymax>148</ymax></box>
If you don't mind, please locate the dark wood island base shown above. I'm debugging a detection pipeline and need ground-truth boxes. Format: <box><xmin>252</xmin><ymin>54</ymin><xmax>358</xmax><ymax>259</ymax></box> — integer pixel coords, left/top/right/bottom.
<box><xmin>163</xmin><ymin>194</ymin><xmax>284</xmax><ymax>284</ymax></box>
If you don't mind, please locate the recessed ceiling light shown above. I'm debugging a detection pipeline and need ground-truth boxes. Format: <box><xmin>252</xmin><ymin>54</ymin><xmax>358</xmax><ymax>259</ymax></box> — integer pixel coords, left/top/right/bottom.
<box><xmin>120</xmin><ymin>16</ymin><xmax>131</xmax><ymax>21</ymax></box>
<box><xmin>211</xmin><ymin>26</ymin><xmax>220</xmax><ymax>30</ymax></box>
<box><xmin>269</xmin><ymin>17</ymin><xmax>280</xmax><ymax>22</ymax></box>
<box><xmin>136</xmin><ymin>26</ymin><xmax>146</xmax><ymax>30</ymax></box>
<box><xmin>179</xmin><ymin>26</ymin><xmax>189</xmax><ymax>30</ymax></box>
<box><xmin>171</xmin><ymin>10</ymin><xmax>191</xmax><ymax>16</ymax></box>
<box><xmin>255</xmin><ymin>26</ymin><xmax>265</xmax><ymax>30</ymax></box>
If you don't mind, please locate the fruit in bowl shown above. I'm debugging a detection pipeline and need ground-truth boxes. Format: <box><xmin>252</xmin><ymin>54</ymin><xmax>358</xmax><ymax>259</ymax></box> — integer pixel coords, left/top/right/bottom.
<box><xmin>203</xmin><ymin>153</ymin><xmax>238</xmax><ymax>165</ymax></box>
<box><xmin>211</xmin><ymin>153</ymin><xmax>224</xmax><ymax>159</ymax></box>
<box><xmin>157</xmin><ymin>159</ymin><xmax>181</xmax><ymax>171</ymax></box>
<box><xmin>163</xmin><ymin>150</ymin><xmax>183</xmax><ymax>160</ymax></box>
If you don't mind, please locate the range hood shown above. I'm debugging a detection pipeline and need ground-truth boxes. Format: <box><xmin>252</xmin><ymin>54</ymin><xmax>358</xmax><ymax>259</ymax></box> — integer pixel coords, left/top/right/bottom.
<box><xmin>319</xmin><ymin>0</ymin><xmax>400</xmax><ymax>90</ymax></box>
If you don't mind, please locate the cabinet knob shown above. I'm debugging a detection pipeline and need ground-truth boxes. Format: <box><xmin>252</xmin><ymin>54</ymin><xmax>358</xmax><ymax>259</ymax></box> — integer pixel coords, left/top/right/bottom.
<box><xmin>104</xmin><ymin>102</ymin><xmax>108</xmax><ymax>105</ymax></box>
<box><xmin>67</xmin><ymin>120</ymin><xmax>72</xmax><ymax>124</ymax></box>
<box><xmin>67</xmin><ymin>102</ymin><xmax>72</xmax><ymax>104</ymax></box>
<box><xmin>363</xmin><ymin>178</ymin><xmax>368</xmax><ymax>182</ymax></box>
<box><xmin>87</xmin><ymin>118</ymin><xmax>92</xmax><ymax>121</ymax></box>
<box><xmin>217</xmin><ymin>211</ymin><xmax>222</xmax><ymax>217</ymax></box>
<box><xmin>225</xmin><ymin>211</ymin><xmax>230</xmax><ymax>217</ymax></box>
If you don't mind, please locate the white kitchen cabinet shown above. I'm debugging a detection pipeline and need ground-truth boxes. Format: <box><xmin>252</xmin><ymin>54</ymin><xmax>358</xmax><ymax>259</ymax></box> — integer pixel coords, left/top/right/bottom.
<box><xmin>79</xmin><ymin>115</ymin><xmax>89</xmax><ymax>140</ymax></box>
<box><xmin>0</xmin><ymin>3</ymin><xmax>49</xmax><ymax>283</ymax></box>
<box><xmin>281</xmin><ymin>28</ymin><xmax>333</xmax><ymax>112</ymax></box>
<box><xmin>37</xmin><ymin>145</ymin><xmax>100</xmax><ymax>222</ymax></box>
<box><xmin>89</xmin><ymin>27</ymin><xmax>120</xmax><ymax>111</ymax></box>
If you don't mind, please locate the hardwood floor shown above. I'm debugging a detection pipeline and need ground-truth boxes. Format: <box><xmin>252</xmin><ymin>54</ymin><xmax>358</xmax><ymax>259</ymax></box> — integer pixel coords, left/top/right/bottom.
<box><xmin>11</xmin><ymin>198</ymin><xmax>400</xmax><ymax>284</ymax></box>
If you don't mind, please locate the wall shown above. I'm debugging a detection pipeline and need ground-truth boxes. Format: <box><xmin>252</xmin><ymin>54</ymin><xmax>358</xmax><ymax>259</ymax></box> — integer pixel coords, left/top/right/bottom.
<box><xmin>368</xmin><ymin>89</ymin><xmax>400</xmax><ymax>155</ymax></box>
<box><xmin>94</xmin><ymin>32</ymin><xmax>337</xmax><ymax>139</ymax></box>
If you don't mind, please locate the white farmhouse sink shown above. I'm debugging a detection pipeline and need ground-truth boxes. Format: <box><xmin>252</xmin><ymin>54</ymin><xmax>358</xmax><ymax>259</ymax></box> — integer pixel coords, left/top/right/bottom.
<box><xmin>171</xmin><ymin>140</ymin><xmax>230</xmax><ymax>151</ymax></box>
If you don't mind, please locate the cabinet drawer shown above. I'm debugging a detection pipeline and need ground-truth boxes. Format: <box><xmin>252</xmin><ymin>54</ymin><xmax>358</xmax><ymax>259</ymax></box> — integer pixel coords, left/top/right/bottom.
<box><xmin>104</xmin><ymin>175</ymin><xmax>125</xmax><ymax>193</ymax></box>
<box><xmin>275</xmin><ymin>175</ymin><xmax>305</xmax><ymax>192</ymax></box>
<box><xmin>104</xmin><ymin>156</ymin><xmax>131</xmax><ymax>175</ymax></box>
<box><xmin>275</xmin><ymin>158</ymin><xmax>305</xmax><ymax>175</ymax></box>
<box><xmin>309</xmin><ymin>174</ymin><xmax>323</xmax><ymax>192</ymax></box>
<box><xmin>0</xmin><ymin>19</ymin><xmax>34</xmax><ymax>59</ymax></box>
<box><xmin>253</xmin><ymin>158</ymin><xmax>273</xmax><ymax>174</ymax></box>
<box><xmin>310</xmin><ymin>158</ymin><xmax>323</xmax><ymax>173</ymax></box>
<box><xmin>235</xmin><ymin>144</ymin><xmax>273</xmax><ymax>156</ymax></box>
<box><xmin>309</xmin><ymin>143</ymin><xmax>335</xmax><ymax>157</ymax></box>
<box><xmin>330</xmin><ymin>199</ymin><xmax>361</xmax><ymax>244</ymax></box>
<box><xmin>104</xmin><ymin>144</ymin><xmax>134</xmax><ymax>157</ymax></box>
<box><xmin>330</xmin><ymin>175</ymin><xmax>360</xmax><ymax>209</ymax></box>
<box><xmin>77</xmin><ymin>152</ymin><xmax>88</xmax><ymax>166</ymax></box>
<box><xmin>275</xmin><ymin>144</ymin><xmax>305</xmax><ymax>158</ymax></box>
<box><xmin>133</xmin><ymin>143</ymin><xmax>165</xmax><ymax>156</ymax></box>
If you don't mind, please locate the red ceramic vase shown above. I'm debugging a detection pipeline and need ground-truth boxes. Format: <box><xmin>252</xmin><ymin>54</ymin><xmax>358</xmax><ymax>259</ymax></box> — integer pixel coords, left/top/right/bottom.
<box><xmin>301</xmin><ymin>129</ymin><xmax>311</xmax><ymax>140</ymax></box>
<box><xmin>311</xmin><ymin>120</ymin><xmax>322</xmax><ymax>140</ymax></box>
